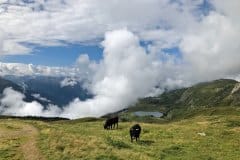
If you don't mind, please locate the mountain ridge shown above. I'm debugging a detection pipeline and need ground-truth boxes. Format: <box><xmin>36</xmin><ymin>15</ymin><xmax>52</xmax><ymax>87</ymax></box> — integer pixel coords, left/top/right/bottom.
<box><xmin>19</xmin><ymin>76</ymin><xmax>93</xmax><ymax>106</ymax></box>
<box><xmin>125</xmin><ymin>79</ymin><xmax>240</xmax><ymax>120</ymax></box>
<box><xmin>0</xmin><ymin>75</ymin><xmax>93</xmax><ymax>107</ymax></box>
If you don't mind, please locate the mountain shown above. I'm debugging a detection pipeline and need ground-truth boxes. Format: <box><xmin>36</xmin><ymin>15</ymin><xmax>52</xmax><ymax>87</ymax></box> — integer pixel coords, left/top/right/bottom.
<box><xmin>0</xmin><ymin>77</ymin><xmax>22</xmax><ymax>93</ymax></box>
<box><xmin>154</xmin><ymin>79</ymin><xmax>240</xmax><ymax>107</ymax></box>
<box><xmin>2</xmin><ymin>75</ymin><xmax>93</xmax><ymax>107</ymax></box>
<box><xmin>0</xmin><ymin>76</ymin><xmax>43</xmax><ymax>104</ymax></box>
<box><xmin>125</xmin><ymin>79</ymin><xmax>240</xmax><ymax>120</ymax></box>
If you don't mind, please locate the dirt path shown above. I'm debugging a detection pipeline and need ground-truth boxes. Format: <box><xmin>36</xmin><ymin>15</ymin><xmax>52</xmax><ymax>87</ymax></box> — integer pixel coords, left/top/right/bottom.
<box><xmin>0</xmin><ymin>121</ymin><xmax>45</xmax><ymax>160</ymax></box>
<box><xmin>20</xmin><ymin>124</ymin><xmax>45</xmax><ymax>160</ymax></box>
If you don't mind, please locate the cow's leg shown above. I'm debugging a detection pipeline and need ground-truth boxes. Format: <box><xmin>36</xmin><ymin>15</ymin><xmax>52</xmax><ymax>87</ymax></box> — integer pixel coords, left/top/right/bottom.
<box><xmin>117</xmin><ymin>122</ymin><xmax>118</xmax><ymax>129</ymax></box>
<box><xmin>131</xmin><ymin>136</ymin><xmax>133</xmax><ymax>142</ymax></box>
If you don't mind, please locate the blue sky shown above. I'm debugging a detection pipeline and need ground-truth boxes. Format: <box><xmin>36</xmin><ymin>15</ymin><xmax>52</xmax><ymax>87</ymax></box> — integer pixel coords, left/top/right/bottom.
<box><xmin>2</xmin><ymin>44</ymin><xmax>103</xmax><ymax>66</ymax></box>
<box><xmin>2</xmin><ymin>42</ymin><xmax>183</xmax><ymax>66</ymax></box>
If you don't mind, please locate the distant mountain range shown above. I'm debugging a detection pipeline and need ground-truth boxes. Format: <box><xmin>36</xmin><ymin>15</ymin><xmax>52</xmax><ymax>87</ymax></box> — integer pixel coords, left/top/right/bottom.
<box><xmin>0</xmin><ymin>76</ymin><xmax>39</xmax><ymax>104</ymax></box>
<box><xmin>0</xmin><ymin>75</ymin><xmax>93</xmax><ymax>107</ymax></box>
<box><xmin>1</xmin><ymin>76</ymin><xmax>240</xmax><ymax>119</ymax></box>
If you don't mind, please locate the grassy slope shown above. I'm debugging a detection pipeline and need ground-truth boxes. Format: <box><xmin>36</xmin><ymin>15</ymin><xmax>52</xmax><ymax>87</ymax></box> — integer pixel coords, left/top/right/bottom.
<box><xmin>1</xmin><ymin>106</ymin><xmax>240</xmax><ymax>160</ymax></box>
<box><xmin>125</xmin><ymin>79</ymin><xmax>240</xmax><ymax>120</ymax></box>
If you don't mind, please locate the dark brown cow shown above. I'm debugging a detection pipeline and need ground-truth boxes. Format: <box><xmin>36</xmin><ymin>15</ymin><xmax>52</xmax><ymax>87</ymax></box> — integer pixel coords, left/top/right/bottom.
<box><xmin>104</xmin><ymin>116</ymin><xmax>119</xmax><ymax>129</ymax></box>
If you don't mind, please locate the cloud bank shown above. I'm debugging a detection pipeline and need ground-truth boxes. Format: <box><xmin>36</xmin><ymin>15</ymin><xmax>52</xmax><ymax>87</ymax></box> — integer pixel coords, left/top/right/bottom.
<box><xmin>0</xmin><ymin>0</ymin><xmax>226</xmax><ymax>55</ymax></box>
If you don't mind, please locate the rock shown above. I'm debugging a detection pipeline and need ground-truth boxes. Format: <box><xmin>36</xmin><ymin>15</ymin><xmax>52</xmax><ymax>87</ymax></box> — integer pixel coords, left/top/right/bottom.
<box><xmin>197</xmin><ymin>132</ymin><xmax>206</xmax><ymax>136</ymax></box>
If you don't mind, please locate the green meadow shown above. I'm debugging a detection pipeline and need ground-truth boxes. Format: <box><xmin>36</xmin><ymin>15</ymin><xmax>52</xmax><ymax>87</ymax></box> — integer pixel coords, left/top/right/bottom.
<box><xmin>0</xmin><ymin>106</ymin><xmax>239</xmax><ymax>160</ymax></box>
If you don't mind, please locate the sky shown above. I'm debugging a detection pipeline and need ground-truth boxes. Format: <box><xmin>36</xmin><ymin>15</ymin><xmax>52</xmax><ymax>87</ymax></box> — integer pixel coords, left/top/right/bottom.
<box><xmin>0</xmin><ymin>0</ymin><xmax>216</xmax><ymax>66</ymax></box>
<box><xmin>0</xmin><ymin>1</ymin><xmax>238</xmax><ymax>67</ymax></box>
<box><xmin>2</xmin><ymin>44</ymin><xmax>103</xmax><ymax>66</ymax></box>
<box><xmin>0</xmin><ymin>0</ymin><xmax>240</xmax><ymax>118</ymax></box>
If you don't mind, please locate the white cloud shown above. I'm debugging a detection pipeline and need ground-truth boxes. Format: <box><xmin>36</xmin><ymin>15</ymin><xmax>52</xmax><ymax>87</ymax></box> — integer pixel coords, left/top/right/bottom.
<box><xmin>212</xmin><ymin>0</ymin><xmax>240</xmax><ymax>23</ymax></box>
<box><xmin>0</xmin><ymin>0</ymin><xmax>202</xmax><ymax>55</ymax></box>
<box><xmin>0</xmin><ymin>31</ymin><xmax>5</xmax><ymax>54</ymax></box>
<box><xmin>60</xmin><ymin>77</ymin><xmax>78</xmax><ymax>88</ymax></box>
<box><xmin>180</xmin><ymin>11</ymin><xmax>240</xmax><ymax>82</ymax></box>
<box><xmin>31</xmin><ymin>93</ymin><xmax>51</xmax><ymax>103</ymax></box>
<box><xmin>60</xmin><ymin>29</ymin><xmax>161</xmax><ymax>118</ymax></box>
<box><xmin>75</xmin><ymin>54</ymin><xmax>98</xmax><ymax>76</ymax></box>
<box><xmin>0</xmin><ymin>62</ymin><xmax>92</xmax><ymax>79</ymax></box>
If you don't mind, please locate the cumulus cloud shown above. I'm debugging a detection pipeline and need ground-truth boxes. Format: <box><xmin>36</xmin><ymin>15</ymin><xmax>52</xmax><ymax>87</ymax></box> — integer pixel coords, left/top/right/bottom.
<box><xmin>60</xmin><ymin>77</ymin><xmax>78</xmax><ymax>88</ymax></box>
<box><xmin>0</xmin><ymin>0</ymin><xmax>204</xmax><ymax>55</ymax></box>
<box><xmin>0</xmin><ymin>31</ymin><xmax>4</xmax><ymax>54</ymax></box>
<box><xmin>60</xmin><ymin>29</ymin><xmax>161</xmax><ymax>118</ymax></box>
<box><xmin>31</xmin><ymin>93</ymin><xmax>51</xmax><ymax>103</ymax></box>
<box><xmin>179</xmin><ymin>11</ymin><xmax>240</xmax><ymax>82</ymax></box>
<box><xmin>75</xmin><ymin>54</ymin><xmax>98</xmax><ymax>77</ymax></box>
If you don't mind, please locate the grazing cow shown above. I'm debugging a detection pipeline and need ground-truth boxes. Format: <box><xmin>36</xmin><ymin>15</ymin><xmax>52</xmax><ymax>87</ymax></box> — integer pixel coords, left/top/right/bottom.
<box><xmin>130</xmin><ymin>124</ymin><xmax>141</xmax><ymax>142</ymax></box>
<box><xmin>104</xmin><ymin>116</ymin><xmax>119</xmax><ymax>129</ymax></box>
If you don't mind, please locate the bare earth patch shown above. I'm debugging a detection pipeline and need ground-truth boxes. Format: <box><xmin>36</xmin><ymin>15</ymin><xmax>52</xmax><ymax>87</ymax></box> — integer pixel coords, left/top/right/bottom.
<box><xmin>20</xmin><ymin>124</ymin><xmax>45</xmax><ymax>160</ymax></box>
<box><xmin>196</xmin><ymin>121</ymin><xmax>209</xmax><ymax>125</ymax></box>
<box><xmin>0</xmin><ymin>120</ymin><xmax>44</xmax><ymax>160</ymax></box>
<box><xmin>230</xmin><ymin>127</ymin><xmax>240</xmax><ymax>132</ymax></box>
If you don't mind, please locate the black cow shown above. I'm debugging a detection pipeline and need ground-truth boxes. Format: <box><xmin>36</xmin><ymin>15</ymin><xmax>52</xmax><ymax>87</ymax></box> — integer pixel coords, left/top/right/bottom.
<box><xmin>104</xmin><ymin>116</ymin><xmax>119</xmax><ymax>129</ymax></box>
<box><xmin>130</xmin><ymin>124</ymin><xmax>141</xmax><ymax>142</ymax></box>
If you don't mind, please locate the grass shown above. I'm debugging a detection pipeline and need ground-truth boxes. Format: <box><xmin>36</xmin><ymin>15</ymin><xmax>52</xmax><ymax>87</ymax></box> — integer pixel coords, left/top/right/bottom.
<box><xmin>0</xmin><ymin>107</ymin><xmax>240</xmax><ymax>160</ymax></box>
<box><xmin>0</xmin><ymin>120</ymin><xmax>24</xmax><ymax>160</ymax></box>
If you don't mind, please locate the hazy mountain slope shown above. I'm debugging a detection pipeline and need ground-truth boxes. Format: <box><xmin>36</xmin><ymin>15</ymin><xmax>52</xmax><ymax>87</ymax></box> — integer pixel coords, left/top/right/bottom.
<box><xmin>126</xmin><ymin>79</ymin><xmax>240</xmax><ymax>120</ymax></box>
<box><xmin>4</xmin><ymin>75</ymin><xmax>93</xmax><ymax>107</ymax></box>
<box><xmin>23</xmin><ymin>76</ymin><xmax>93</xmax><ymax>107</ymax></box>
<box><xmin>0</xmin><ymin>76</ymin><xmax>44</xmax><ymax>105</ymax></box>
<box><xmin>177</xmin><ymin>79</ymin><xmax>240</xmax><ymax>107</ymax></box>
<box><xmin>0</xmin><ymin>77</ymin><xmax>22</xmax><ymax>92</ymax></box>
